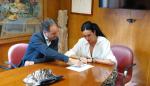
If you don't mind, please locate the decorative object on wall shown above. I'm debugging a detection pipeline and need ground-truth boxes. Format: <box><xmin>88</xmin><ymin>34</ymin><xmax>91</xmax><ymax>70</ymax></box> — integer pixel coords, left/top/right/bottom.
<box><xmin>57</xmin><ymin>10</ymin><xmax>68</xmax><ymax>53</ymax></box>
<box><xmin>0</xmin><ymin>0</ymin><xmax>41</xmax><ymax>20</ymax></box>
<box><xmin>0</xmin><ymin>0</ymin><xmax>42</xmax><ymax>38</ymax></box>
<box><xmin>126</xmin><ymin>18</ymin><xmax>136</xmax><ymax>24</ymax></box>
<box><xmin>71</xmin><ymin>0</ymin><xmax>93</xmax><ymax>15</ymax></box>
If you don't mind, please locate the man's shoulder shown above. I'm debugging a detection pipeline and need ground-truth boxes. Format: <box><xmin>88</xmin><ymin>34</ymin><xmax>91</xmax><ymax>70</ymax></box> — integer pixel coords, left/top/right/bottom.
<box><xmin>32</xmin><ymin>32</ymin><xmax>42</xmax><ymax>36</ymax></box>
<box><xmin>30</xmin><ymin>32</ymin><xmax>44</xmax><ymax>41</ymax></box>
<box><xmin>31</xmin><ymin>32</ymin><xmax>43</xmax><ymax>38</ymax></box>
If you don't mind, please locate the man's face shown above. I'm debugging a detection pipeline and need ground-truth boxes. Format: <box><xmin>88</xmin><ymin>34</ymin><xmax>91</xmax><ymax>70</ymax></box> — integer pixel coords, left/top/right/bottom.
<box><xmin>45</xmin><ymin>24</ymin><xmax>59</xmax><ymax>41</ymax></box>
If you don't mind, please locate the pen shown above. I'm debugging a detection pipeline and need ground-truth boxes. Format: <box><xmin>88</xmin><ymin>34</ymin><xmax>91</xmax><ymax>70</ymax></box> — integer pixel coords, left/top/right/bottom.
<box><xmin>80</xmin><ymin>56</ymin><xmax>88</xmax><ymax>64</ymax></box>
<box><xmin>78</xmin><ymin>57</ymin><xmax>82</xmax><ymax>67</ymax></box>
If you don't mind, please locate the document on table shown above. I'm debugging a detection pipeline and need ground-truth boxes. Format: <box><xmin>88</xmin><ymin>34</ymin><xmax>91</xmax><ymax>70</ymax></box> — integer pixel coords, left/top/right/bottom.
<box><xmin>66</xmin><ymin>64</ymin><xmax>94</xmax><ymax>72</ymax></box>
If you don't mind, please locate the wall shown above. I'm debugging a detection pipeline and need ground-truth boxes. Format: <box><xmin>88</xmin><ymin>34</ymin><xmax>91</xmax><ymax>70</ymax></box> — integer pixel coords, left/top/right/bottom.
<box><xmin>0</xmin><ymin>0</ymin><xmax>149</xmax><ymax>85</ymax></box>
<box><xmin>60</xmin><ymin>0</ymin><xmax>150</xmax><ymax>85</ymax></box>
<box><xmin>43</xmin><ymin>0</ymin><xmax>60</xmax><ymax>21</ymax></box>
<box><xmin>0</xmin><ymin>0</ymin><xmax>61</xmax><ymax>71</ymax></box>
<box><xmin>63</xmin><ymin>0</ymin><xmax>150</xmax><ymax>53</ymax></box>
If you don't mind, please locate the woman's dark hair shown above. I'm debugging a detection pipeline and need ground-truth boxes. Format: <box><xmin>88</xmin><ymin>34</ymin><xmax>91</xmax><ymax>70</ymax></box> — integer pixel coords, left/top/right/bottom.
<box><xmin>81</xmin><ymin>21</ymin><xmax>106</xmax><ymax>37</ymax></box>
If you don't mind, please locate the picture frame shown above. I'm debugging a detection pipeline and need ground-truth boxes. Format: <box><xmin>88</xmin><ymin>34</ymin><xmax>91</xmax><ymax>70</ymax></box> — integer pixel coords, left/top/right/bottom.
<box><xmin>71</xmin><ymin>0</ymin><xmax>93</xmax><ymax>15</ymax></box>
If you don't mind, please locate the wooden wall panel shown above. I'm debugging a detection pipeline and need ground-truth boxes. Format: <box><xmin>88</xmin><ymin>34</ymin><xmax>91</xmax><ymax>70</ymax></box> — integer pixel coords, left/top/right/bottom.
<box><xmin>0</xmin><ymin>44</ymin><xmax>14</xmax><ymax>63</ymax></box>
<box><xmin>133</xmin><ymin>11</ymin><xmax>150</xmax><ymax>54</ymax></box>
<box><xmin>147</xmin><ymin>60</ymin><xmax>150</xmax><ymax>86</ymax></box>
<box><xmin>46</xmin><ymin>0</ymin><xmax>60</xmax><ymax>20</ymax></box>
<box><xmin>61</xmin><ymin>0</ymin><xmax>150</xmax><ymax>56</ymax></box>
<box><xmin>60</xmin><ymin>0</ymin><xmax>150</xmax><ymax>85</ymax></box>
<box><xmin>133</xmin><ymin>52</ymin><xmax>149</xmax><ymax>86</ymax></box>
<box><xmin>60</xmin><ymin>0</ymin><xmax>70</xmax><ymax>10</ymax></box>
<box><xmin>67</xmin><ymin>0</ymin><xmax>138</xmax><ymax>50</ymax></box>
<box><xmin>43</xmin><ymin>0</ymin><xmax>48</xmax><ymax>19</ymax></box>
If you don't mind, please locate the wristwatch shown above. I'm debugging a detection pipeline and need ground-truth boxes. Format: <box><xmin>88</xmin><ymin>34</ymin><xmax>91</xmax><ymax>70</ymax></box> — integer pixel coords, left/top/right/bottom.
<box><xmin>87</xmin><ymin>58</ymin><xmax>92</xmax><ymax>63</ymax></box>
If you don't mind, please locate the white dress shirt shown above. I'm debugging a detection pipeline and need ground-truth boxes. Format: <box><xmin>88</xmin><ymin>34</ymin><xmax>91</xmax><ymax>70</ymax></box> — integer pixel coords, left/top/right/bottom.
<box><xmin>65</xmin><ymin>36</ymin><xmax>117</xmax><ymax>64</ymax></box>
<box><xmin>43</xmin><ymin>32</ymin><xmax>51</xmax><ymax>46</ymax></box>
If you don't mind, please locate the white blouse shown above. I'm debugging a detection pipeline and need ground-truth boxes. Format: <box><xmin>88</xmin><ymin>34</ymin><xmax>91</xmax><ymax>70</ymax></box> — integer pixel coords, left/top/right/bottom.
<box><xmin>65</xmin><ymin>36</ymin><xmax>117</xmax><ymax>64</ymax></box>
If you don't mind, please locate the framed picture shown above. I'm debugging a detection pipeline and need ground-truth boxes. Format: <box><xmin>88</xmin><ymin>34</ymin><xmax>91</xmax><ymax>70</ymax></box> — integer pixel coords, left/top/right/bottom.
<box><xmin>71</xmin><ymin>0</ymin><xmax>93</xmax><ymax>15</ymax></box>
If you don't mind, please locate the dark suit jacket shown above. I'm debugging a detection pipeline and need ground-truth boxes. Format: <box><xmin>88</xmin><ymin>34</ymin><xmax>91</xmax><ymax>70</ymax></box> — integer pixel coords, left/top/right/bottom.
<box><xmin>19</xmin><ymin>32</ymin><xmax>69</xmax><ymax>66</ymax></box>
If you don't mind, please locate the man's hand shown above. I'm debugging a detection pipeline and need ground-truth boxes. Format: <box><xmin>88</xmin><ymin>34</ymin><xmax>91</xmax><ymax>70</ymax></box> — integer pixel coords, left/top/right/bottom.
<box><xmin>24</xmin><ymin>61</ymin><xmax>34</xmax><ymax>66</ymax></box>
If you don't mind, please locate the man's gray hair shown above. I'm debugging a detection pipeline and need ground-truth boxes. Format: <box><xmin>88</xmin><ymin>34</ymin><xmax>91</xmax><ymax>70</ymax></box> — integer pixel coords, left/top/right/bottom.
<box><xmin>41</xmin><ymin>18</ymin><xmax>57</xmax><ymax>32</ymax></box>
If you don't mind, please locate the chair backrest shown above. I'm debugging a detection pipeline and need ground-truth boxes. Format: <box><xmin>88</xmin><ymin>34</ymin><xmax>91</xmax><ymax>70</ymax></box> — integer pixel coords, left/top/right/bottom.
<box><xmin>111</xmin><ymin>45</ymin><xmax>133</xmax><ymax>82</ymax></box>
<box><xmin>8</xmin><ymin>43</ymin><xmax>28</xmax><ymax>67</ymax></box>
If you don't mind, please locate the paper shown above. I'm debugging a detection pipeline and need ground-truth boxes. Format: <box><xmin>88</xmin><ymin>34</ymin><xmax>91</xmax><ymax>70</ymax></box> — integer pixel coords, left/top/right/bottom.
<box><xmin>66</xmin><ymin>64</ymin><xmax>94</xmax><ymax>72</ymax></box>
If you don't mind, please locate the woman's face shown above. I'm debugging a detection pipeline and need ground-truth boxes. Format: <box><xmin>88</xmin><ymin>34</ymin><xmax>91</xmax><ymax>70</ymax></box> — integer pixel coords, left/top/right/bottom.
<box><xmin>82</xmin><ymin>30</ymin><xmax>96</xmax><ymax>44</ymax></box>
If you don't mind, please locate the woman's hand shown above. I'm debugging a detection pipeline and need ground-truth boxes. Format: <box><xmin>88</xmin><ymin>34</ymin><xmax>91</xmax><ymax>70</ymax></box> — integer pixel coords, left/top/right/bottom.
<box><xmin>67</xmin><ymin>58</ymin><xmax>82</xmax><ymax>66</ymax></box>
<box><xmin>80</xmin><ymin>57</ymin><xmax>93</xmax><ymax>63</ymax></box>
<box><xmin>79</xmin><ymin>57</ymin><xmax>88</xmax><ymax>64</ymax></box>
<box><xmin>94</xmin><ymin>58</ymin><xmax>115</xmax><ymax>66</ymax></box>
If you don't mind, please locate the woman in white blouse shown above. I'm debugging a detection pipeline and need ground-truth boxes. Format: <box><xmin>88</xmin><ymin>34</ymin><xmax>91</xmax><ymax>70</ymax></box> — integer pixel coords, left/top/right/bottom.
<box><xmin>65</xmin><ymin>21</ymin><xmax>117</xmax><ymax>65</ymax></box>
<box><xmin>65</xmin><ymin>21</ymin><xmax>117</xmax><ymax>86</ymax></box>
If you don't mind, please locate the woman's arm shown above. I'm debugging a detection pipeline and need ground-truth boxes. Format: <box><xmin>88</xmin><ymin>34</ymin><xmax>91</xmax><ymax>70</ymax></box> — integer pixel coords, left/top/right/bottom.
<box><xmin>78</xmin><ymin>57</ymin><xmax>115</xmax><ymax>65</ymax></box>
<box><xmin>65</xmin><ymin>38</ymin><xmax>84</xmax><ymax>57</ymax></box>
<box><xmin>93</xmin><ymin>58</ymin><xmax>115</xmax><ymax>65</ymax></box>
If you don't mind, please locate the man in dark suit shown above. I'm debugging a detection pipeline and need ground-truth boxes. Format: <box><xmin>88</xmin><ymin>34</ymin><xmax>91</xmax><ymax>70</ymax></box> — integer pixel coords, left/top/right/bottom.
<box><xmin>20</xmin><ymin>18</ymin><xmax>79</xmax><ymax>66</ymax></box>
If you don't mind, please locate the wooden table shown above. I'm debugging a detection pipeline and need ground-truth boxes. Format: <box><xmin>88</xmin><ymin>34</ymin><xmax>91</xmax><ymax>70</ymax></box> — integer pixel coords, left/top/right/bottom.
<box><xmin>0</xmin><ymin>61</ymin><xmax>114</xmax><ymax>86</ymax></box>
